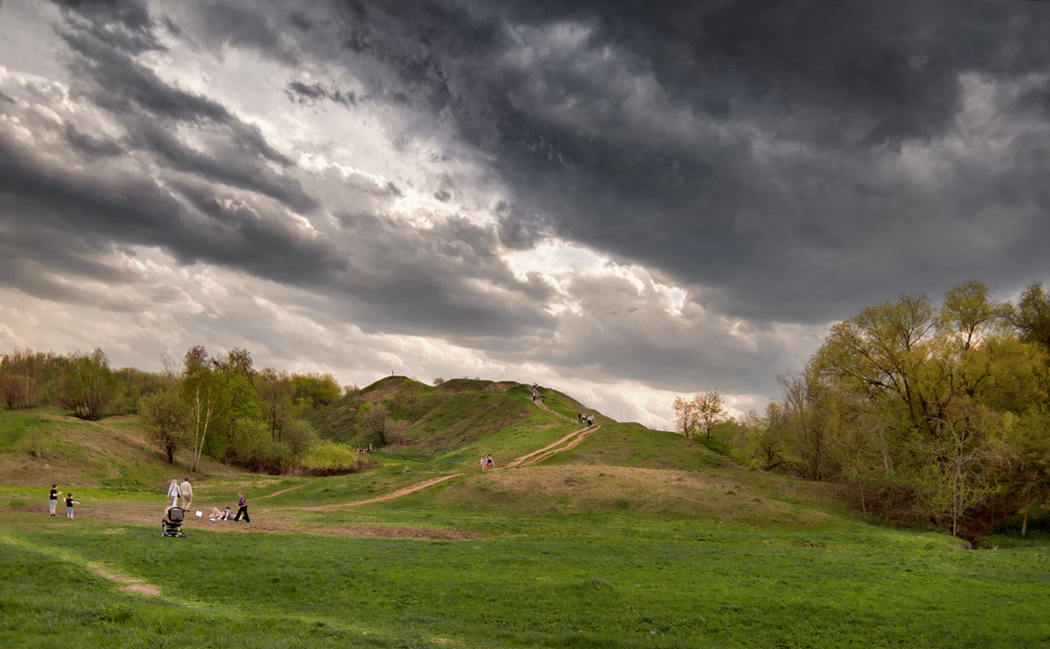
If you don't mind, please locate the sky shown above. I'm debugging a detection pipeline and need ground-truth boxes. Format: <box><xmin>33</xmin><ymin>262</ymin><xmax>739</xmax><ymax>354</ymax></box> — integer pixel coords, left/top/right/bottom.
<box><xmin>1</xmin><ymin>0</ymin><xmax>1048</xmax><ymax>429</ymax></box>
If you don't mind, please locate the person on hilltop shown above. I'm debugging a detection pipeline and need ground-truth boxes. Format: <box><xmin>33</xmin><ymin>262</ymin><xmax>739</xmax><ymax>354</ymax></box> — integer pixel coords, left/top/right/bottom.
<box><xmin>233</xmin><ymin>491</ymin><xmax>250</xmax><ymax>522</ymax></box>
<box><xmin>180</xmin><ymin>477</ymin><xmax>193</xmax><ymax>509</ymax></box>
<box><xmin>49</xmin><ymin>484</ymin><xmax>60</xmax><ymax>518</ymax></box>
<box><xmin>167</xmin><ymin>479</ymin><xmax>181</xmax><ymax>508</ymax></box>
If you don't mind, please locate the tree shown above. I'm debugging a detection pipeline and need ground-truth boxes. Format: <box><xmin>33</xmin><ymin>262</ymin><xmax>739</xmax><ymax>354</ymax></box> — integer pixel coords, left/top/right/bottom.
<box><xmin>363</xmin><ymin>404</ymin><xmax>390</xmax><ymax>446</ymax></box>
<box><xmin>256</xmin><ymin>368</ymin><xmax>293</xmax><ymax>442</ymax></box>
<box><xmin>672</xmin><ymin>395</ymin><xmax>698</xmax><ymax>438</ymax></box>
<box><xmin>694</xmin><ymin>391</ymin><xmax>727</xmax><ymax>440</ymax></box>
<box><xmin>60</xmin><ymin>349</ymin><xmax>116</xmax><ymax>420</ymax></box>
<box><xmin>1001</xmin><ymin>411</ymin><xmax>1050</xmax><ymax>537</ymax></box>
<box><xmin>1012</xmin><ymin>282</ymin><xmax>1050</xmax><ymax>354</ymax></box>
<box><xmin>918</xmin><ymin>404</ymin><xmax>1004</xmax><ymax>538</ymax></box>
<box><xmin>140</xmin><ymin>388</ymin><xmax>190</xmax><ymax>463</ymax></box>
<box><xmin>182</xmin><ymin>345</ymin><xmax>219</xmax><ymax>472</ymax></box>
<box><xmin>937</xmin><ymin>280</ymin><xmax>1012</xmax><ymax>351</ymax></box>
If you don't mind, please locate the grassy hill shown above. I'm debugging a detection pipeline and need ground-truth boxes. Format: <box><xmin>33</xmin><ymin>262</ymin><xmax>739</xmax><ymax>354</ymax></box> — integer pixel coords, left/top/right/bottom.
<box><xmin>0</xmin><ymin>407</ymin><xmax>244</xmax><ymax>491</ymax></box>
<box><xmin>3</xmin><ymin>378</ymin><xmax>1048</xmax><ymax>648</ymax></box>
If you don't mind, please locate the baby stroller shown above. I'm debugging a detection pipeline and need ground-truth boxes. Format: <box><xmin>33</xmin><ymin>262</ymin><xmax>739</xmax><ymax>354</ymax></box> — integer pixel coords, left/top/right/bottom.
<box><xmin>162</xmin><ymin>506</ymin><xmax>186</xmax><ymax>538</ymax></box>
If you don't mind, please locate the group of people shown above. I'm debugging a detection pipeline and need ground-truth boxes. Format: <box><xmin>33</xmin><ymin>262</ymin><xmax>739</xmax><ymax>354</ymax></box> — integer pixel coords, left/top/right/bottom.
<box><xmin>479</xmin><ymin>454</ymin><xmax>494</xmax><ymax>471</ymax></box>
<box><xmin>167</xmin><ymin>478</ymin><xmax>250</xmax><ymax>522</ymax></box>
<box><xmin>48</xmin><ymin>484</ymin><xmax>78</xmax><ymax>520</ymax></box>
<box><xmin>577</xmin><ymin>413</ymin><xmax>595</xmax><ymax>425</ymax></box>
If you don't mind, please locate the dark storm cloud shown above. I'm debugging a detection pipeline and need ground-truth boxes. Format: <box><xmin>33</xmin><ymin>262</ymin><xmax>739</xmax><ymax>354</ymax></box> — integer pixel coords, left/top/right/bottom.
<box><xmin>175</xmin><ymin>1</ymin><xmax>299</xmax><ymax>66</ymax></box>
<box><xmin>326</xmin><ymin>213</ymin><xmax>557</xmax><ymax>340</ymax></box>
<box><xmin>285</xmin><ymin>81</ymin><xmax>357</xmax><ymax>107</ymax></box>
<box><xmin>308</xmin><ymin>0</ymin><xmax>1050</xmax><ymax>323</ymax></box>
<box><xmin>49</xmin><ymin>8</ymin><xmax>318</xmax><ymax>213</ymax></box>
<box><xmin>51</xmin><ymin>0</ymin><xmax>163</xmax><ymax>54</ymax></box>
<box><xmin>0</xmin><ymin>0</ymin><xmax>561</xmax><ymax>344</ymax></box>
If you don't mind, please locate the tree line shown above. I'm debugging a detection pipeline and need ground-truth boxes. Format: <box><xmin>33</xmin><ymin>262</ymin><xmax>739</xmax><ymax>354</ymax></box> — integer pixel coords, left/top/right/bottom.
<box><xmin>684</xmin><ymin>280</ymin><xmax>1050</xmax><ymax>538</ymax></box>
<box><xmin>0</xmin><ymin>346</ymin><xmax>357</xmax><ymax>475</ymax></box>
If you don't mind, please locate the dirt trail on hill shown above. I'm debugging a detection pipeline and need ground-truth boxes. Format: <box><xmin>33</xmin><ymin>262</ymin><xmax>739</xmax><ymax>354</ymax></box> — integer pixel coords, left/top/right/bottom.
<box><xmin>305</xmin><ymin>474</ymin><xmax>463</xmax><ymax>510</ymax></box>
<box><xmin>504</xmin><ymin>425</ymin><xmax>598</xmax><ymax>469</ymax></box>
<box><xmin>255</xmin><ymin>481</ymin><xmax>314</xmax><ymax>499</ymax></box>
<box><xmin>509</xmin><ymin>425</ymin><xmax>600</xmax><ymax>468</ymax></box>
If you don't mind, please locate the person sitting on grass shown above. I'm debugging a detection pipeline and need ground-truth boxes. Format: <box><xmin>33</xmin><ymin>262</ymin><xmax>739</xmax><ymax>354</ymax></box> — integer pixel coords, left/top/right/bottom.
<box><xmin>209</xmin><ymin>506</ymin><xmax>231</xmax><ymax>521</ymax></box>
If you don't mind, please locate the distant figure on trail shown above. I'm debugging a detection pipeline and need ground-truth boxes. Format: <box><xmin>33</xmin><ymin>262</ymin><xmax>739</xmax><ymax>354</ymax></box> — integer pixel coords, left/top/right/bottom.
<box><xmin>588</xmin><ymin>415</ymin><xmax>595</xmax><ymax>426</ymax></box>
<box><xmin>180</xmin><ymin>477</ymin><xmax>193</xmax><ymax>509</ymax></box>
<box><xmin>167</xmin><ymin>479</ymin><xmax>181</xmax><ymax>507</ymax></box>
<box><xmin>480</xmin><ymin>455</ymin><xmax>487</xmax><ymax>471</ymax></box>
<box><xmin>49</xmin><ymin>484</ymin><xmax>60</xmax><ymax>518</ymax></box>
<box><xmin>234</xmin><ymin>491</ymin><xmax>250</xmax><ymax>522</ymax></box>
<box><xmin>486</xmin><ymin>455</ymin><xmax>494</xmax><ymax>470</ymax></box>
<box><xmin>541</xmin><ymin>395</ymin><xmax>545</xmax><ymax>404</ymax></box>
<box><xmin>65</xmin><ymin>493</ymin><xmax>79</xmax><ymax>520</ymax></box>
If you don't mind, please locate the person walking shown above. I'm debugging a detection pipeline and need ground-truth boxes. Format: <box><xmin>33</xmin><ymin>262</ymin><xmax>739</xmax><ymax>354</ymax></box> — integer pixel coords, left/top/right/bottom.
<box><xmin>166</xmin><ymin>479</ymin><xmax>182</xmax><ymax>507</ymax></box>
<box><xmin>167</xmin><ymin>479</ymin><xmax>181</xmax><ymax>507</ymax></box>
<box><xmin>480</xmin><ymin>455</ymin><xmax>487</xmax><ymax>471</ymax></box>
<box><xmin>49</xmin><ymin>484</ymin><xmax>60</xmax><ymax>518</ymax></box>
<box><xmin>486</xmin><ymin>455</ymin><xmax>494</xmax><ymax>471</ymax></box>
<box><xmin>233</xmin><ymin>491</ymin><xmax>250</xmax><ymax>522</ymax></box>
<box><xmin>179</xmin><ymin>477</ymin><xmax>193</xmax><ymax>509</ymax></box>
<box><xmin>65</xmin><ymin>493</ymin><xmax>80</xmax><ymax>520</ymax></box>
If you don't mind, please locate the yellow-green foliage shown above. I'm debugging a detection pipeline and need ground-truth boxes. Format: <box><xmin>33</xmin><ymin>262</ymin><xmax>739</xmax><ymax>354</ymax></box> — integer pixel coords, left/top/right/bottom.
<box><xmin>303</xmin><ymin>441</ymin><xmax>359</xmax><ymax>475</ymax></box>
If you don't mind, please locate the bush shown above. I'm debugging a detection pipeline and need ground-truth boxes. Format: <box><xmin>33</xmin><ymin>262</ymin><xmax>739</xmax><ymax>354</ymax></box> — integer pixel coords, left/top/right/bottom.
<box><xmin>303</xmin><ymin>442</ymin><xmax>360</xmax><ymax>476</ymax></box>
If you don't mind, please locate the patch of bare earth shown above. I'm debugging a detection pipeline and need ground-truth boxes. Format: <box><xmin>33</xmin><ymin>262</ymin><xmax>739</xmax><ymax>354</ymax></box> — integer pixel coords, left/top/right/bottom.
<box><xmin>87</xmin><ymin>562</ymin><xmax>162</xmax><ymax>596</ymax></box>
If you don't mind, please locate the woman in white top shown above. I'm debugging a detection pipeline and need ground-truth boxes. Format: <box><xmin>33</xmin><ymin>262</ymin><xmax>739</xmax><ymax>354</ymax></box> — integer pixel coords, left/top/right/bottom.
<box><xmin>167</xmin><ymin>479</ymin><xmax>181</xmax><ymax>507</ymax></box>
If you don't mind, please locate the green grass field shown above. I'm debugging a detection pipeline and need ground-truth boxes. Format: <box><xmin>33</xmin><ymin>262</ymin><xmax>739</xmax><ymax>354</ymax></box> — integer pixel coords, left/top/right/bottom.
<box><xmin>2</xmin><ymin>394</ymin><xmax>1049</xmax><ymax>648</ymax></box>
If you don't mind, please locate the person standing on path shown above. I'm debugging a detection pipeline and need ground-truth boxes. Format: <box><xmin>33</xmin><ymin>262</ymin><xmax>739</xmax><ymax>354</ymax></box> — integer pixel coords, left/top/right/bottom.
<box><xmin>167</xmin><ymin>479</ymin><xmax>181</xmax><ymax>507</ymax></box>
<box><xmin>49</xmin><ymin>484</ymin><xmax>60</xmax><ymax>518</ymax></box>
<box><xmin>65</xmin><ymin>493</ymin><xmax>79</xmax><ymax>520</ymax></box>
<box><xmin>179</xmin><ymin>477</ymin><xmax>193</xmax><ymax>509</ymax></box>
<box><xmin>234</xmin><ymin>491</ymin><xmax>250</xmax><ymax>522</ymax></box>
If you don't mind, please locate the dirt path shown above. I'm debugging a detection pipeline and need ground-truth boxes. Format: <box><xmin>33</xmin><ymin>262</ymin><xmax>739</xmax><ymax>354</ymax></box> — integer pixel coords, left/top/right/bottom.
<box><xmin>306</xmin><ymin>474</ymin><xmax>464</xmax><ymax>510</ymax></box>
<box><xmin>512</xmin><ymin>425</ymin><xmax>600</xmax><ymax>468</ymax></box>
<box><xmin>504</xmin><ymin>425</ymin><xmax>597</xmax><ymax>469</ymax></box>
<box><xmin>255</xmin><ymin>480</ymin><xmax>314</xmax><ymax>500</ymax></box>
<box><xmin>0</xmin><ymin>534</ymin><xmax>162</xmax><ymax>595</ymax></box>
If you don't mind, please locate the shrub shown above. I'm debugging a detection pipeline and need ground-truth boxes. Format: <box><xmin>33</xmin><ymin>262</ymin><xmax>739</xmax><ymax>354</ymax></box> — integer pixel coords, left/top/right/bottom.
<box><xmin>303</xmin><ymin>442</ymin><xmax>360</xmax><ymax>476</ymax></box>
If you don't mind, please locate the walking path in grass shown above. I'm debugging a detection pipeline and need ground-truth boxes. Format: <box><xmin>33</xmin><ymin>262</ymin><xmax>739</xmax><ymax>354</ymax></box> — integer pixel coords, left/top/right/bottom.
<box><xmin>508</xmin><ymin>425</ymin><xmax>600</xmax><ymax>468</ymax></box>
<box><xmin>306</xmin><ymin>474</ymin><xmax>463</xmax><ymax>510</ymax></box>
<box><xmin>1</xmin><ymin>534</ymin><xmax>162</xmax><ymax>596</ymax></box>
<box><xmin>255</xmin><ymin>480</ymin><xmax>314</xmax><ymax>500</ymax></box>
<box><xmin>503</xmin><ymin>425</ymin><xmax>599</xmax><ymax>469</ymax></box>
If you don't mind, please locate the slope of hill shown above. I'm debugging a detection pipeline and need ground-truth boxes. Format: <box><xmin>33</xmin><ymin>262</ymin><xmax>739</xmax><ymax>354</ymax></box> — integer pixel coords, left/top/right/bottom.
<box><xmin>0</xmin><ymin>406</ymin><xmax>242</xmax><ymax>490</ymax></box>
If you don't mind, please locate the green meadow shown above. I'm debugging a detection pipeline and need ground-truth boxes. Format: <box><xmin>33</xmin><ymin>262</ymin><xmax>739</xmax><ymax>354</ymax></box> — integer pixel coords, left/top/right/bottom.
<box><xmin>2</xmin><ymin>388</ymin><xmax>1049</xmax><ymax>648</ymax></box>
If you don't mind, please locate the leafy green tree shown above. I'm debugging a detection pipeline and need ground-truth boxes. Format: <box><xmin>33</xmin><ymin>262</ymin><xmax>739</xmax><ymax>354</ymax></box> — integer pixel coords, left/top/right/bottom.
<box><xmin>140</xmin><ymin>388</ymin><xmax>190</xmax><ymax>463</ymax></box>
<box><xmin>256</xmin><ymin>368</ymin><xmax>293</xmax><ymax>442</ymax></box>
<box><xmin>1012</xmin><ymin>282</ymin><xmax>1050</xmax><ymax>354</ymax></box>
<box><xmin>1001</xmin><ymin>411</ymin><xmax>1050</xmax><ymax>536</ymax></box>
<box><xmin>60</xmin><ymin>349</ymin><xmax>116</xmax><ymax>420</ymax></box>
<box><xmin>182</xmin><ymin>346</ymin><xmax>215</xmax><ymax>472</ymax></box>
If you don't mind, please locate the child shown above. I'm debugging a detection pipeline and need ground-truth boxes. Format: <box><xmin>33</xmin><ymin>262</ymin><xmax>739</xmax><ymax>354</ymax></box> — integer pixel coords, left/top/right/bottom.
<box><xmin>65</xmin><ymin>493</ymin><xmax>80</xmax><ymax>520</ymax></box>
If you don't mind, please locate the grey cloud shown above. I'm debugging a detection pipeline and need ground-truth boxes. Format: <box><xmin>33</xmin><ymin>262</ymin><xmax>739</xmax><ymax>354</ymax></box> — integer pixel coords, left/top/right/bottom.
<box><xmin>50</xmin><ymin>0</ymin><xmax>164</xmax><ymax>55</ymax></box>
<box><xmin>64</xmin><ymin>124</ymin><xmax>125</xmax><ymax>158</ymax></box>
<box><xmin>300</xmin><ymin>0</ymin><xmax>1050</xmax><ymax>325</ymax></box>
<box><xmin>174</xmin><ymin>1</ymin><xmax>299</xmax><ymax>66</ymax></box>
<box><xmin>285</xmin><ymin>81</ymin><xmax>357</xmax><ymax>107</ymax></box>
